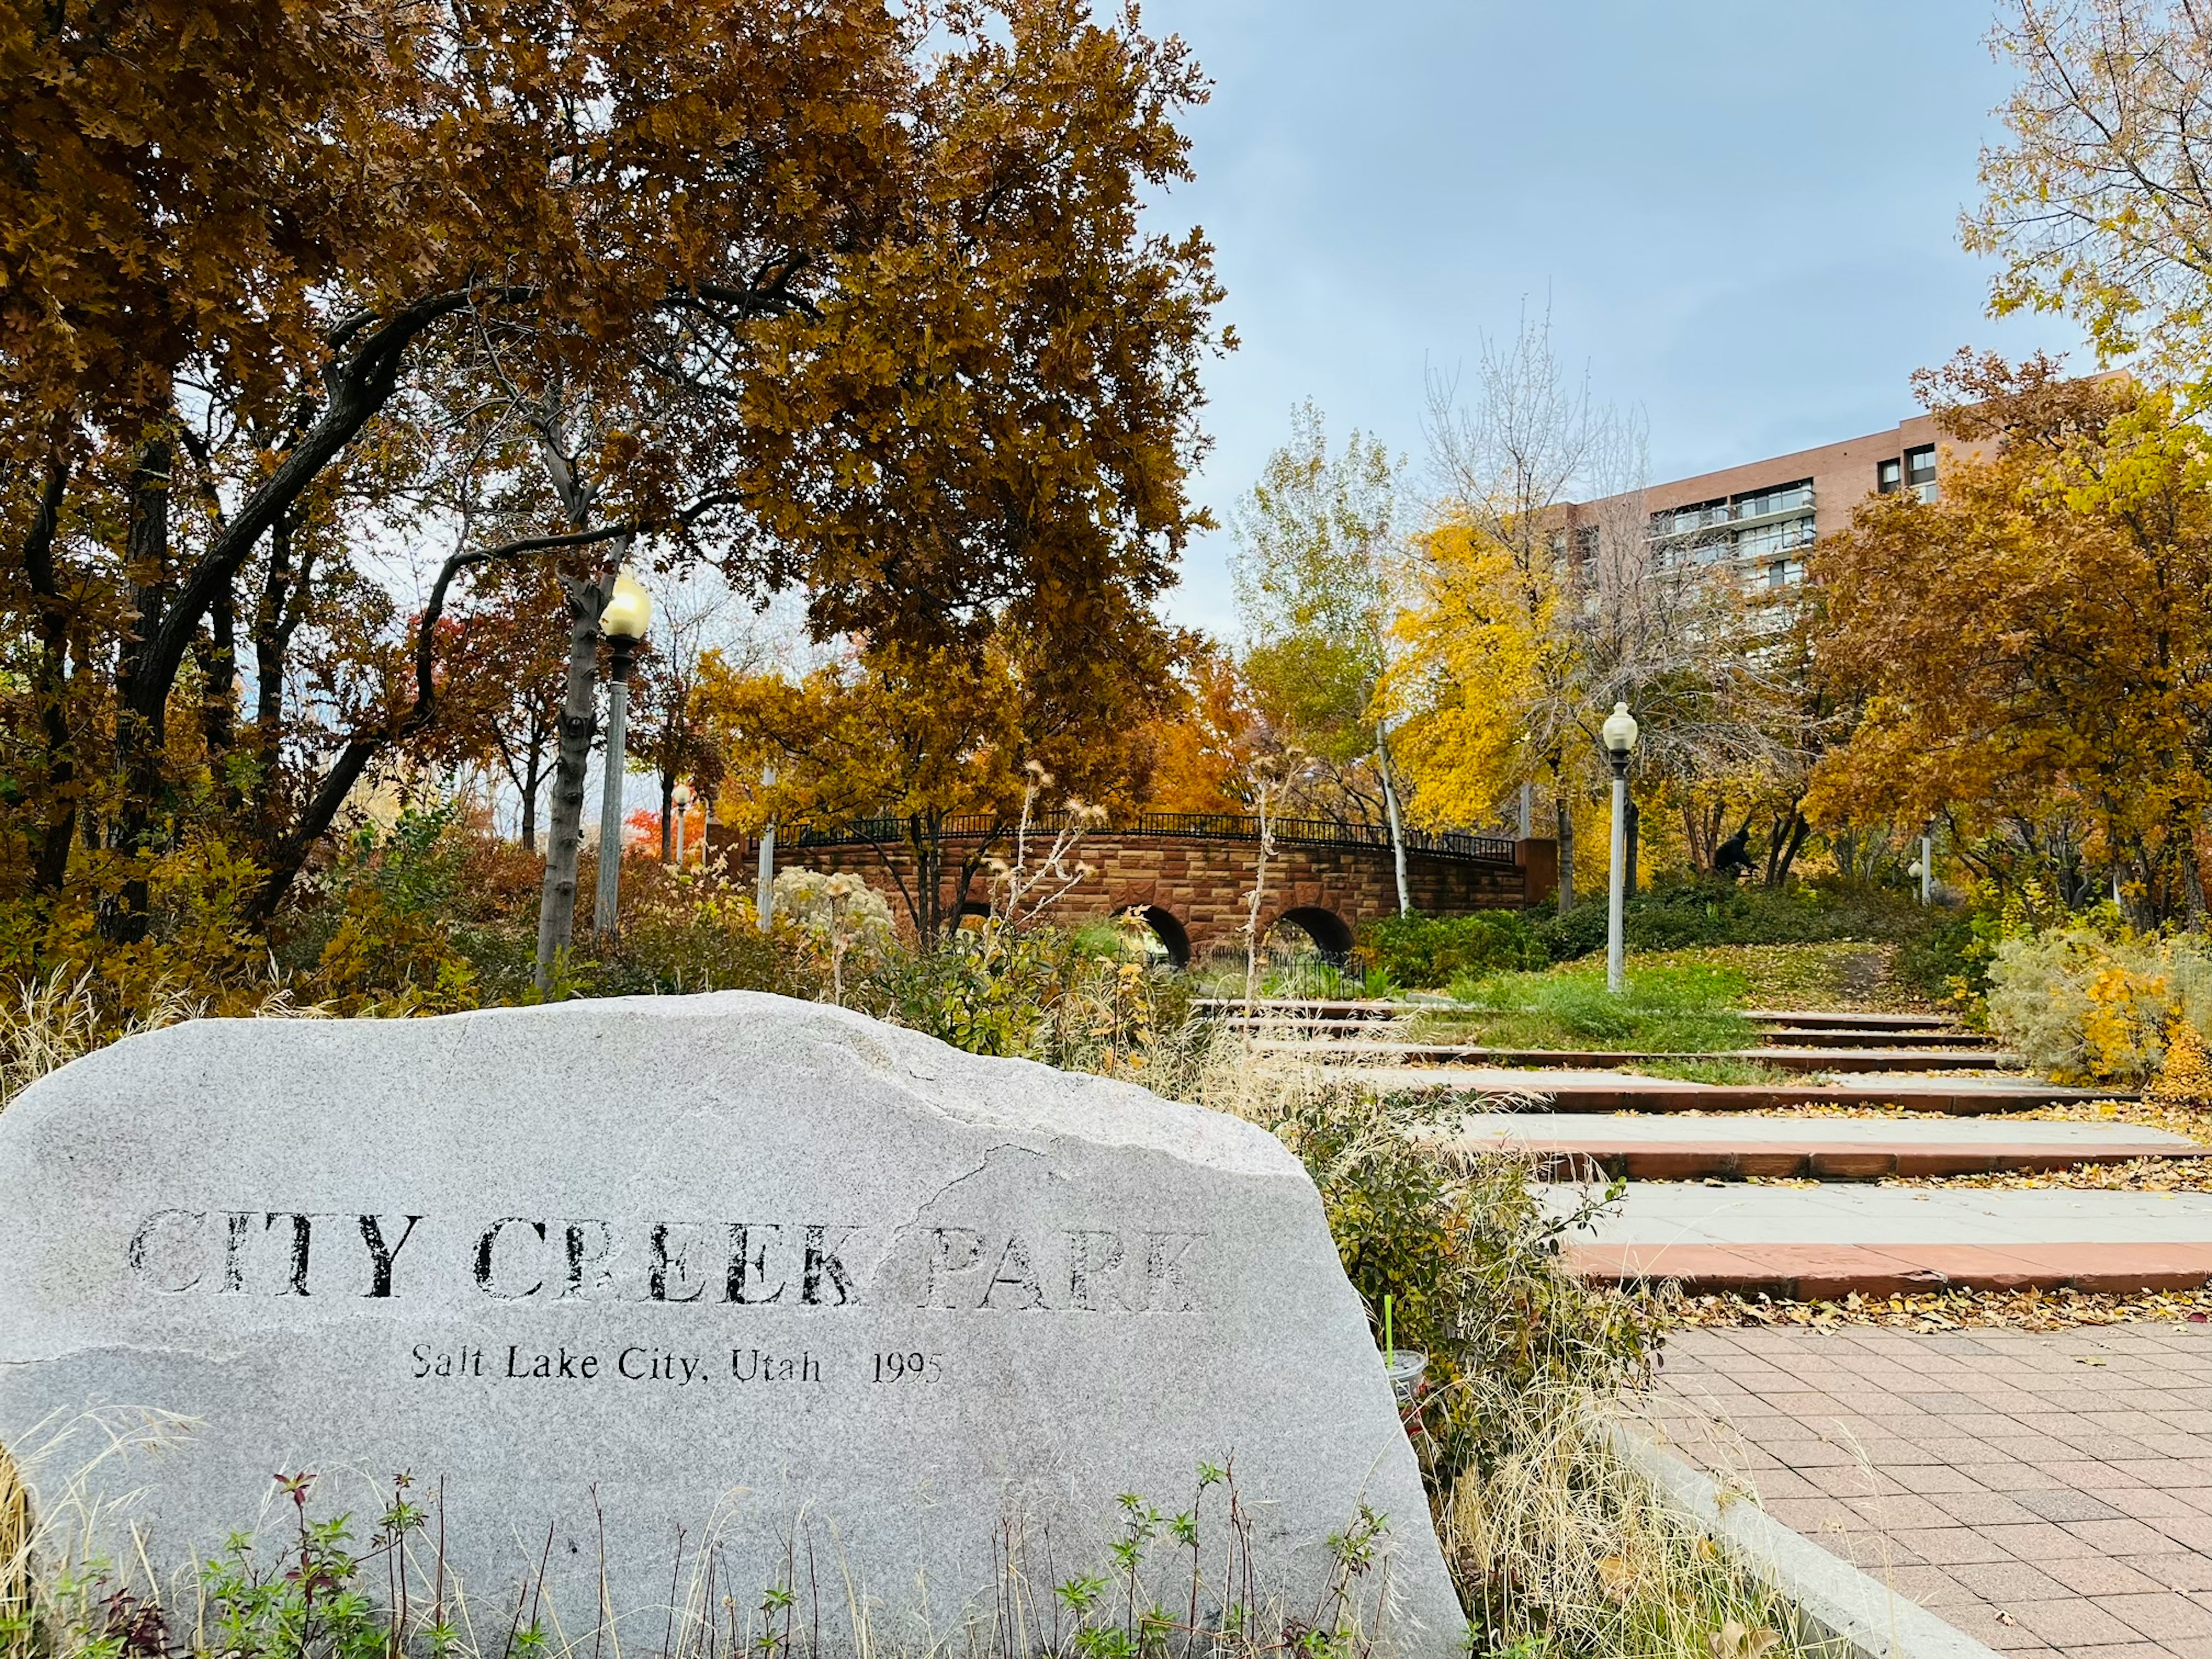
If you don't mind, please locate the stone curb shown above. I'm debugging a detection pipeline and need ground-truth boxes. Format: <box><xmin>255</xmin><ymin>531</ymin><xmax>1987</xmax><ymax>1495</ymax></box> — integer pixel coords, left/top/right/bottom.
<box><xmin>1346</xmin><ymin>1077</ymin><xmax>2126</xmax><ymax>1114</ymax></box>
<box><xmin>1605</xmin><ymin>1422</ymin><xmax>2005</xmax><ymax>1659</ymax></box>
<box><xmin>1446</xmin><ymin>1140</ymin><xmax>2202</xmax><ymax>1180</ymax></box>
<box><xmin>1570</xmin><ymin>1240</ymin><xmax>2212</xmax><ymax>1298</ymax></box>
<box><xmin>1260</xmin><ymin>1042</ymin><xmax>2018</xmax><ymax>1074</ymax></box>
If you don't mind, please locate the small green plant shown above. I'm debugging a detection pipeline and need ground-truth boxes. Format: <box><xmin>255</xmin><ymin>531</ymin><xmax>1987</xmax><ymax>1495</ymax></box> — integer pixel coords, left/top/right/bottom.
<box><xmin>1415</xmin><ymin>965</ymin><xmax>1755</xmax><ymax>1055</ymax></box>
<box><xmin>1358</xmin><ymin>913</ymin><xmax>1544</xmax><ymax>990</ymax></box>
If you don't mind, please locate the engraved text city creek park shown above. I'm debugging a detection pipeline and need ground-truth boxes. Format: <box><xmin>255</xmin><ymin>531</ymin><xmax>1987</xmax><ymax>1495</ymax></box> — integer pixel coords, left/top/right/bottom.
<box><xmin>122</xmin><ymin>1211</ymin><xmax>1205</xmax><ymax>1392</ymax></box>
<box><xmin>119</xmin><ymin>1212</ymin><xmax>1194</xmax><ymax>1371</ymax></box>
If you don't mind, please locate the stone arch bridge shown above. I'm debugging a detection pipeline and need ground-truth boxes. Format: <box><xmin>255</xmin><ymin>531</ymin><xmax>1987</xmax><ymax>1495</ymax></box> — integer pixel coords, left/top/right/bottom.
<box><xmin>707</xmin><ymin>813</ymin><xmax>1559</xmax><ymax>964</ymax></box>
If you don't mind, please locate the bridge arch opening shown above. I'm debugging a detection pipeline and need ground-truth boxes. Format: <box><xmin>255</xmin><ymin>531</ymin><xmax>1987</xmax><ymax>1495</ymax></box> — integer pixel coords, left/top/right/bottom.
<box><xmin>1124</xmin><ymin>905</ymin><xmax>1191</xmax><ymax>968</ymax></box>
<box><xmin>1274</xmin><ymin>906</ymin><xmax>1355</xmax><ymax>962</ymax></box>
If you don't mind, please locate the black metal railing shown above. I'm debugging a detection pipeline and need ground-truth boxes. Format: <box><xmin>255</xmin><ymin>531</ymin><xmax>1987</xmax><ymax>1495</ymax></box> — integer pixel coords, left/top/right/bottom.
<box><xmin>789</xmin><ymin>812</ymin><xmax>1518</xmax><ymax>866</ymax></box>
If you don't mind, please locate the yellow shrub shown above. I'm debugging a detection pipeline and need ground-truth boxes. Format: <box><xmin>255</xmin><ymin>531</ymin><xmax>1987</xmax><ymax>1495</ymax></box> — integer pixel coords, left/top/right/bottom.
<box><xmin>1988</xmin><ymin>923</ymin><xmax>2212</xmax><ymax>1085</ymax></box>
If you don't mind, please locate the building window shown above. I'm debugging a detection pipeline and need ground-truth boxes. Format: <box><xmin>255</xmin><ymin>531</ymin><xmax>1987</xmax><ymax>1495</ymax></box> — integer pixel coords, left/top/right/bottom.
<box><xmin>1651</xmin><ymin>499</ymin><xmax>1728</xmax><ymax>539</ymax></box>
<box><xmin>1734</xmin><ymin>515</ymin><xmax>1817</xmax><ymax>558</ymax></box>
<box><xmin>1732</xmin><ymin>479</ymin><xmax>1814</xmax><ymax>520</ymax></box>
<box><xmin>1906</xmin><ymin>445</ymin><xmax>1937</xmax><ymax>502</ymax></box>
<box><xmin>1876</xmin><ymin>457</ymin><xmax>1902</xmax><ymax>494</ymax></box>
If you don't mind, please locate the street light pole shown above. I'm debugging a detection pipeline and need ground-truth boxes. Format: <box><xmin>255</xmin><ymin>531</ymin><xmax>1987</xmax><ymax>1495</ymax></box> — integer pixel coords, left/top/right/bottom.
<box><xmin>672</xmin><ymin>781</ymin><xmax>694</xmax><ymax>868</ymax></box>
<box><xmin>592</xmin><ymin>570</ymin><xmax>652</xmax><ymax>938</ymax></box>
<box><xmin>755</xmin><ymin>763</ymin><xmax>778</xmax><ymax>929</ymax></box>
<box><xmin>1601</xmin><ymin>701</ymin><xmax>1640</xmax><ymax>994</ymax></box>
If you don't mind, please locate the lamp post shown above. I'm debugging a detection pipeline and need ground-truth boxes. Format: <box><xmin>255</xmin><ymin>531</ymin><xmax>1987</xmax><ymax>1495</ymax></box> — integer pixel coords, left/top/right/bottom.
<box><xmin>592</xmin><ymin>569</ymin><xmax>652</xmax><ymax>937</ymax></box>
<box><xmin>671</xmin><ymin>781</ymin><xmax>694</xmax><ymax>867</ymax></box>
<box><xmin>1601</xmin><ymin>700</ymin><xmax>1640</xmax><ymax>994</ymax></box>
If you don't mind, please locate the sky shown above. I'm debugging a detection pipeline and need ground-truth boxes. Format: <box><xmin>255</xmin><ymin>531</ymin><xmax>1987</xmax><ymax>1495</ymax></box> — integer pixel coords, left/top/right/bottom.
<box><xmin>1143</xmin><ymin>0</ymin><xmax>2089</xmax><ymax>638</ymax></box>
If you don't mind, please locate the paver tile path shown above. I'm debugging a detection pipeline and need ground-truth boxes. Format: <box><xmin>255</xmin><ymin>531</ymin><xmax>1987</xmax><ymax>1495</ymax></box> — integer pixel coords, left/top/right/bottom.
<box><xmin>1644</xmin><ymin>1324</ymin><xmax>2212</xmax><ymax>1656</ymax></box>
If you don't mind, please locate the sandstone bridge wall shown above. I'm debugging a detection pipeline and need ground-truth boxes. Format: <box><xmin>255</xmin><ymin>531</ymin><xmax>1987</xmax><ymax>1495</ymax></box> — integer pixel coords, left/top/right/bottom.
<box><xmin>703</xmin><ymin>815</ymin><xmax>1559</xmax><ymax>964</ymax></box>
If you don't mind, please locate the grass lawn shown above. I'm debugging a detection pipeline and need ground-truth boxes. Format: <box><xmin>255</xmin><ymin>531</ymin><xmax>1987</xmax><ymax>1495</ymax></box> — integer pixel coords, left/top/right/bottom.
<box><xmin>1397</xmin><ymin>942</ymin><xmax>1929</xmax><ymax>1056</ymax></box>
<box><xmin>1406</xmin><ymin>963</ymin><xmax>1759</xmax><ymax>1053</ymax></box>
<box><xmin>1618</xmin><ymin>941</ymin><xmax>1925</xmax><ymax>1013</ymax></box>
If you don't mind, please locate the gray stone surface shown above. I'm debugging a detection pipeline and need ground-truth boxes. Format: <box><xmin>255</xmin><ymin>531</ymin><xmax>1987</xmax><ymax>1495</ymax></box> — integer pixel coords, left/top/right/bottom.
<box><xmin>0</xmin><ymin>994</ymin><xmax>1459</xmax><ymax>1653</ymax></box>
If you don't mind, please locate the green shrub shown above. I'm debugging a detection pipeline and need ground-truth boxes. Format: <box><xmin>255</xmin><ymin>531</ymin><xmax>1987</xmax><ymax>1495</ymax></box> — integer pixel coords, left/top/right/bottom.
<box><xmin>588</xmin><ymin>872</ymin><xmax>821</xmax><ymax>1001</ymax></box>
<box><xmin>1434</xmin><ymin>965</ymin><xmax>1755</xmax><ymax>1054</ymax></box>
<box><xmin>1985</xmin><ymin>919</ymin><xmax>2212</xmax><ymax>1085</ymax></box>
<box><xmin>1891</xmin><ymin>910</ymin><xmax>1982</xmax><ymax>1007</ymax></box>
<box><xmin>1359</xmin><ymin>912</ymin><xmax>1544</xmax><ymax>988</ymax></box>
<box><xmin>1529</xmin><ymin>877</ymin><xmax>1933</xmax><ymax>963</ymax></box>
<box><xmin>871</xmin><ymin>919</ymin><xmax>1200</xmax><ymax>1084</ymax></box>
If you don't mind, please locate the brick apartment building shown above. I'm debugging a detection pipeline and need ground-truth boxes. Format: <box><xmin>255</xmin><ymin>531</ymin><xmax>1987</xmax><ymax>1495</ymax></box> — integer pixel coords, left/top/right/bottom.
<box><xmin>1563</xmin><ymin>408</ymin><xmax>1957</xmax><ymax>592</ymax></box>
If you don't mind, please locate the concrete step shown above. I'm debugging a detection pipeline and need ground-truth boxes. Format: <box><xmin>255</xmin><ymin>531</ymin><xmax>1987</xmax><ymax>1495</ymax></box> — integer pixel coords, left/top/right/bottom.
<box><xmin>1326</xmin><ymin>1065</ymin><xmax>2128</xmax><ymax>1113</ymax></box>
<box><xmin>1259</xmin><ymin>1040</ymin><xmax>2022</xmax><ymax>1073</ymax></box>
<box><xmin>1760</xmin><ymin>1028</ymin><xmax>1997</xmax><ymax>1051</ymax></box>
<box><xmin>1744</xmin><ymin>1008</ymin><xmax>1955</xmax><ymax>1031</ymax></box>
<box><xmin>1444</xmin><ymin>1111</ymin><xmax>2205</xmax><ymax>1180</ymax></box>
<box><xmin>1554</xmin><ymin>1184</ymin><xmax>2212</xmax><ymax>1297</ymax></box>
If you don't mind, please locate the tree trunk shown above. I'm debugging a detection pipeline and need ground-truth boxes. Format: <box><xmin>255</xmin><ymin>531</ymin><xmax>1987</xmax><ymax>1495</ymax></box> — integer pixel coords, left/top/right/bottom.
<box><xmin>1764</xmin><ymin>807</ymin><xmax>1811</xmax><ymax>887</ymax></box>
<box><xmin>24</xmin><ymin>456</ymin><xmax>76</xmax><ymax>897</ymax></box>
<box><xmin>519</xmin><ymin>756</ymin><xmax>541</xmax><ymax>851</ymax></box>
<box><xmin>911</xmin><ymin>812</ymin><xmax>945</xmax><ymax>945</ymax></box>
<box><xmin>1374</xmin><ymin>736</ymin><xmax>1411</xmax><ymax>916</ymax></box>
<box><xmin>535</xmin><ymin>570</ymin><xmax>614</xmax><ymax>988</ymax></box>
<box><xmin>106</xmin><ymin>438</ymin><xmax>175</xmax><ymax>944</ymax></box>
<box><xmin>1555</xmin><ymin>789</ymin><xmax>1575</xmax><ymax>914</ymax></box>
<box><xmin>660</xmin><ymin>770</ymin><xmax>676</xmax><ymax>862</ymax></box>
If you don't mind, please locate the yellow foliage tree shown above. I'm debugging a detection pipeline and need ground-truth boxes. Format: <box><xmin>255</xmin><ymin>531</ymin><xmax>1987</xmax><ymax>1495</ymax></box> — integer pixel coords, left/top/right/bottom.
<box><xmin>1807</xmin><ymin>353</ymin><xmax>2212</xmax><ymax>918</ymax></box>
<box><xmin>1386</xmin><ymin>518</ymin><xmax>1551</xmax><ymax>830</ymax></box>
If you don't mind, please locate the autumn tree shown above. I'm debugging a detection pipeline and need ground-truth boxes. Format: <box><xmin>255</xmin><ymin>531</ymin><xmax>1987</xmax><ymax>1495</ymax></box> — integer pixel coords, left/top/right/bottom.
<box><xmin>2</xmin><ymin>0</ymin><xmax>1224</xmax><ymax>991</ymax></box>
<box><xmin>1807</xmin><ymin>352</ymin><xmax>2212</xmax><ymax>920</ymax></box>
<box><xmin>700</xmin><ymin>626</ymin><xmax>1173</xmax><ymax>942</ymax></box>
<box><xmin>1229</xmin><ymin>402</ymin><xmax>1412</xmax><ymax>908</ymax></box>
<box><xmin>2</xmin><ymin>0</ymin><xmax>921</xmax><ymax>961</ymax></box>
<box><xmin>1391</xmin><ymin>306</ymin><xmax>1806</xmax><ymax>902</ymax></box>
<box><xmin>1130</xmin><ymin>643</ymin><xmax>1262</xmax><ymax>815</ymax></box>
<box><xmin>1971</xmin><ymin>0</ymin><xmax>2212</xmax><ymax>376</ymax></box>
<box><xmin>433</xmin><ymin>561</ymin><xmax>571</xmax><ymax>851</ymax></box>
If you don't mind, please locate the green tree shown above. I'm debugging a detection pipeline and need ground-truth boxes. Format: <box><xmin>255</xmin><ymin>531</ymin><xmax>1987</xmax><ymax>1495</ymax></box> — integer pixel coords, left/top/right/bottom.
<box><xmin>1230</xmin><ymin>403</ymin><xmax>1411</xmax><ymax>909</ymax></box>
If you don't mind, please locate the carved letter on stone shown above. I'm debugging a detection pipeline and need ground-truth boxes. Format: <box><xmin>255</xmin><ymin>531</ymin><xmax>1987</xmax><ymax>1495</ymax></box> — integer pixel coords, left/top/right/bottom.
<box><xmin>358</xmin><ymin>1215</ymin><xmax>422</xmax><ymax>1299</ymax></box>
<box><xmin>127</xmin><ymin>1209</ymin><xmax>206</xmax><ymax>1293</ymax></box>
<box><xmin>264</xmin><ymin>1212</ymin><xmax>315</xmax><ymax>1296</ymax></box>
<box><xmin>650</xmin><ymin>1222</ymin><xmax>708</xmax><ymax>1304</ymax></box>
<box><xmin>1141</xmin><ymin>1231</ymin><xmax>1203</xmax><ymax>1312</ymax></box>
<box><xmin>924</xmin><ymin>1226</ymin><xmax>984</xmax><ymax>1308</ymax></box>
<box><xmin>982</xmin><ymin>1235</ymin><xmax>1047</xmax><ymax>1310</ymax></box>
<box><xmin>563</xmin><ymin>1219</ymin><xmax>616</xmax><ymax>1300</ymax></box>
<box><xmin>220</xmin><ymin>1210</ymin><xmax>254</xmax><ymax>1293</ymax></box>
<box><xmin>474</xmin><ymin>1217</ymin><xmax>546</xmax><ymax>1299</ymax></box>
<box><xmin>1065</xmin><ymin>1229</ymin><xmax>1124</xmax><ymax>1312</ymax></box>
<box><xmin>724</xmin><ymin>1223</ymin><xmax>785</xmax><ymax>1304</ymax></box>
<box><xmin>801</xmin><ymin>1224</ymin><xmax>859</xmax><ymax>1306</ymax></box>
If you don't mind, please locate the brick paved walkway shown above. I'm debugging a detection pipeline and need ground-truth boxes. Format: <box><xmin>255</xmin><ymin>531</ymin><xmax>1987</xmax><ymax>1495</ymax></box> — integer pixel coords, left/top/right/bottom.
<box><xmin>1643</xmin><ymin>1325</ymin><xmax>2212</xmax><ymax>1656</ymax></box>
